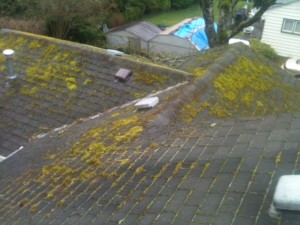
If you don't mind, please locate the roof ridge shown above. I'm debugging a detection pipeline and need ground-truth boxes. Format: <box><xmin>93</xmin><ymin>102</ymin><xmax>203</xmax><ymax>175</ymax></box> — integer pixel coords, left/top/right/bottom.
<box><xmin>150</xmin><ymin>44</ymin><xmax>247</xmax><ymax>126</ymax></box>
<box><xmin>0</xmin><ymin>28</ymin><xmax>192</xmax><ymax>78</ymax></box>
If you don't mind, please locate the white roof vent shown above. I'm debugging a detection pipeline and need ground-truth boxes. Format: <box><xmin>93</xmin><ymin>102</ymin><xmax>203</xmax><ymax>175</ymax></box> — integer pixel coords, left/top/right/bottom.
<box><xmin>135</xmin><ymin>97</ymin><xmax>159</xmax><ymax>109</ymax></box>
<box><xmin>3</xmin><ymin>49</ymin><xmax>17</xmax><ymax>79</ymax></box>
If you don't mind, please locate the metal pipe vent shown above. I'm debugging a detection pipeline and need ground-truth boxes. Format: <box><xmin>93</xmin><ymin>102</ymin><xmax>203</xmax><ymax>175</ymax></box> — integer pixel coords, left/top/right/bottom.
<box><xmin>3</xmin><ymin>49</ymin><xmax>17</xmax><ymax>79</ymax></box>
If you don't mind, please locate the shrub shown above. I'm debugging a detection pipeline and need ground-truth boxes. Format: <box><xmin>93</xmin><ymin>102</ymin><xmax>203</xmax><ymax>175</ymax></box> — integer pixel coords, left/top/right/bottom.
<box><xmin>0</xmin><ymin>17</ymin><xmax>46</xmax><ymax>34</ymax></box>
<box><xmin>68</xmin><ymin>24</ymin><xmax>106</xmax><ymax>46</ymax></box>
<box><xmin>142</xmin><ymin>0</ymin><xmax>171</xmax><ymax>13</ymax></box>
<box><xmin>124</xmin><ymin>6</ymin><xmax>145</xmax><ymax>21</ymax></box>
<box><xmin>109</xmin><ymin>13</ymin><xmax>126</xmax><ymax>27</ymax></box>
<box><xmin>0</xmin><ymin>0</ymin><xmax>27</xmax><ymax>16</ymax></box>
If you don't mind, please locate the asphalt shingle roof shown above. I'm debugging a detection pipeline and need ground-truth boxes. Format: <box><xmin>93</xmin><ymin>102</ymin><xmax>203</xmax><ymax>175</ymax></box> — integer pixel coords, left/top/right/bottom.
<box><xmin>0</xmin><ymin>30</ymin><xmax>300</xmax><ymax>225</ymax></box>
<box><xmin>0</xmin><ymin>29</ymin><xmax>188</xmax><ymax>157</ymax></box>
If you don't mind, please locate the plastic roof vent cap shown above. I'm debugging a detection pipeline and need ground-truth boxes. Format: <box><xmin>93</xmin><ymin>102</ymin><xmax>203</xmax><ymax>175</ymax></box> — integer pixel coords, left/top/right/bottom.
<box><xmin>3</xmin><ymin>49</ymin><xmax>15</xmax><ymax>58</ymax></box>
<box><xmin>135</xmin><ymin>97</ymin><xmax>159</xmax><ymax>109</ymax></box>
<box><xmin>273</xmin><ymin>175</ymin><xmax>300</xmax><ymax>211</ymax></box>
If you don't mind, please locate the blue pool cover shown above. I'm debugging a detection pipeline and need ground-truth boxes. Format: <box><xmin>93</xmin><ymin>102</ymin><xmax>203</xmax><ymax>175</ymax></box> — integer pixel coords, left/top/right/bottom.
<box><xmin>173</xmin><ymin>18</ymin><xmax>217</xmax><ymax>51</ymax></box>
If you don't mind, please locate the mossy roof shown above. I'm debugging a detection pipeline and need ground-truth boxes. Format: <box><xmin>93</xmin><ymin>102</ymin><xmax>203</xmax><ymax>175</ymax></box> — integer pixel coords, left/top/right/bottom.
<box><xmin>0</xmin><ymin>29</ymin><xmax>189</xmax><ymax>156</ymax></box>
<box><xmin>0</xmin><ymin>31</ymin><xmax>300</xmax><ymax>224</ymax></box>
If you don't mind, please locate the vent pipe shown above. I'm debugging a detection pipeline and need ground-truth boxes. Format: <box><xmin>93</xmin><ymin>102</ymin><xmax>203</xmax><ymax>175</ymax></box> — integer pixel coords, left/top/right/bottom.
<box><xmin>3</xmin><ymin>49</ymin><xmax>17</xmax><ymax>79</ymax></box>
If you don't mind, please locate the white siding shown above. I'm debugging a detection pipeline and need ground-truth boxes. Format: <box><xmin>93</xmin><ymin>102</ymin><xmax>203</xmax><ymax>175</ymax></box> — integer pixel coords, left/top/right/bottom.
<box><xmin>261</xmin><ymin>1</ymin><xmax>300</xmax><ymax>58</ymax></box>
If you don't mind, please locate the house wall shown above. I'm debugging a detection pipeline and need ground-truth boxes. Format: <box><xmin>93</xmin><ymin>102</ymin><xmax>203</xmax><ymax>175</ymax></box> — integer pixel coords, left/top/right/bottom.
<box><xmin>261</xmin><ymin>1</ymin><xmax>300</xmax><ymax>58</ymax></box>
<box><xmin>107</xmin><ymin>32</ymin><xmax>199</xmax><ymax>56</ymax></box>
<box><xmin>149</xmin><ymin>35</ymin><xmax>198</xmax><ymax>56</ymax></box>
<box><xmin>106</xmin><ymin>30</ymin><xmax>131</xmax><ymax>48</ymax></box>
<box><xmin>106</xmin><ymin>31</ymin><xmax>148</xmax><ymax>51</ymax></box>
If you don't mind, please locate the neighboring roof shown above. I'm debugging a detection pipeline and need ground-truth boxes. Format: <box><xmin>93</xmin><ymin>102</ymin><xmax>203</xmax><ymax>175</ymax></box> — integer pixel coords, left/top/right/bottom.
<box><xmin>107</xmin><ymin>21</ymin><xmax>161</xmax><ymax>42</ymax></box>
<box><xmin>160</xmin><ymin>18</ymin><xmax>192</xmax><ymax>35</ymax></box>
<box><xmin>0</xmin><ymin>29</ymin><xmax>189</xmax><ymax>157</ymax></box>
<box><xmin>0</xmin><ymin>30</ymin><xmax>300</xmax><ymax>225</ymax></box>
<box><xmin>125</xmin><ymin>21</ymin><xmax>161</xmax><ymax>41</ymax></box>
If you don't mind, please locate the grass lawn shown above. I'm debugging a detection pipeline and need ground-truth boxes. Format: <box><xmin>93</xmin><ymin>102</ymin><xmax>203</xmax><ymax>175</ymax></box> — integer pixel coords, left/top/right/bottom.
<box><xmin>145</xmin><ymin>1</ymin><xmax>253</xmax><ymax>26</ymax></box>
<box><xmin>145</xmin><ymin>4</ymin><xmax>202</xmax><ymax>26</ymax></box>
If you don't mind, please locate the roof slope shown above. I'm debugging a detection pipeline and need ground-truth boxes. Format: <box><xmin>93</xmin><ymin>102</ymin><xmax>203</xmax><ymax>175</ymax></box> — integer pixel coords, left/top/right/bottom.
<box><xmin>0</xmin><ymin>39</ymin><xmax>300</xmax><ymax>225</ymax></box>
<box><xmin>125</xmin><ymin>21</ymin><xmax>162</xmax><ymax>41</ymax></box>
<box><xmin>0</xmin><ymin>29</ymin><xmax>189</xmax><ymax>157</ymax></box>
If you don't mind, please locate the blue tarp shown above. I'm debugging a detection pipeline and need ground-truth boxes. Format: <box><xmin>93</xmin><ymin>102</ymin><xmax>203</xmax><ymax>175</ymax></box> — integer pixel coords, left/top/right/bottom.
<box><xmin>173</xmin><ymin>18</ymin><xmax>217</xmax><ymax>51</ymax></box>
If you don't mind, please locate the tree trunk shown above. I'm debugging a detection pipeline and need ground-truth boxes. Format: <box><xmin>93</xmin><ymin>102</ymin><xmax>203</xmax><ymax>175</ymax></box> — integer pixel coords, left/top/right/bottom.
<box><xmin>199</xmin><ymin>0</ymin><xmax>276</xmax><ymax>47</ymax></box>
<box><xmin>217</xmin><ymin>1</ymin><xmax>233</xmax><ymax>45</ymax></box>
<box><xmin>199</xmin><ymin>0</ymin><xmax>217</xmax><ymax>48</ymax></box>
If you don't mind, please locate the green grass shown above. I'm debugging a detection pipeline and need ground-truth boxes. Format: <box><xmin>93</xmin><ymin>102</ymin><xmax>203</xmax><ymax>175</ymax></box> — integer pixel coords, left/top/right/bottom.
<box><xmin>145</xmin><ymin>1</ymin><xmax>253</xmax><ymax>27</ymax></box>
<box><xmin>145</xmin><ymin>4</ymin><xmax>202</xmax><ymax>26</ymax></box>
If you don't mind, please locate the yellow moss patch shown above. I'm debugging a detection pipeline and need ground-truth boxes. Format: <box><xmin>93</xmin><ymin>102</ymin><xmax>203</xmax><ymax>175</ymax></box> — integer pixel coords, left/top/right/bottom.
<box><xmin>153</xmin><ymin>164</ymin><xmax>169</xmax><ymax>180</ymax></box>
<box><xmin>180</xmin><ymin>102</ymin><xmax>201</xmax><ymax>123</ymax></box>
<box><xmin>275</xmin><ymin>151</ymin><xmax>282</xmax><ymax>165</ymax></box>
<box><xmin>25</xmin><ymin>48</ymin><xmax>83</xmax><ymax>94</ymax></box>
<box><xmin>17</xmin><ymin>112</ymin><xmax>145</xmax><ymax>213</ymax></box>
<box><xmin>207</xmin><ymin>56</ymin><xmax>300</xmax><ymax>118</ymax></box>
<box><xmin>115</xmin><ymin>126</ymin><xmax>144</xmax><ymax>143</ymax></box>
<box><xmin>30</xmin><ymin>203</ymin><xmax>39</xmax><ymax>213</ymax></box>
<box><xmin>111</xmin><ymin>116</ymin><xmax>139</xmax><ymax>131</ymax></box>
<box><xmin>29</xmin><ymin>40</ymin><xmax>43</xmax><ymax>49</ymax></box>
<box><xmin>135</xmin><ymin>166</ymin><xmax>146</xmax><ymax>174</ymax></box>
<box><xmin>111</xmin><ymin>112</ymin><xmax>121</xmax><ymax>118</ymax></box>
<box><xmin>41</xmin><ymin>165</ymin><xmax>76</xmax><ymax>177</ymax></box>
<box><xmin>65</xmin><ymin>77</ymin><xmax>77</xmax><ymax>91</ymax></box>
<box><xmin>200</xmin><ymin>163</ymin><xmax>210</xmax><ymax>177</ymax></box>
<box><xmin>20</xmin><ymin>86</ymin><xmax>39</xmax><ymax>96</ymax></box>
<box><xmin>83</xmin><ymin>78</ymin><xmax>92</xmax><ymax>86</ymax></box>
<box><xmin>134</xmin><ymin>72</ymin><xmax>169</xmax><ymax>85</ymax></box>
<box><xmin>192</xmin><ymin>67</ymin><xmax>207</xmax><ymax>79</ymax></box>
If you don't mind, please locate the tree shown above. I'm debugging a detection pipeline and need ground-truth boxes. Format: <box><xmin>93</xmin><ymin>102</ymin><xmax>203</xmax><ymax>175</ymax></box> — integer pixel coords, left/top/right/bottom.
<box><xmin>0</xmin><ymin>0</ymin><xmax>27</xmax><ymax>16</ymax></box>
<box><xmin>199</xmin><ymin>0</ymin><xmax>276</xmax><ymax>47</ymax></box>
<box><xmin>171</xmin><ymin>0</ymin><xmax>195</xmax><ymax>9</ymax></box>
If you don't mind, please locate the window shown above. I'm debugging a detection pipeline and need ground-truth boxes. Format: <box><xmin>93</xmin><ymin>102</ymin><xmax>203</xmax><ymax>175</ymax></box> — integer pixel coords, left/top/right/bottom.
<box><xmin>282</xmin><ymin>19</ymin><xmax>300</xmax><ymax>35</ymax></box>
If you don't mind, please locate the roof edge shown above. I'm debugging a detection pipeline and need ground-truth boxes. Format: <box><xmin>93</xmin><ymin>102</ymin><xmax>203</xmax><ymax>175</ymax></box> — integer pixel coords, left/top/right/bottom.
<box><xmin>0</xmin><ymin>28</ymin><xmax>192</xmax><ymax>78</ymax></box>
